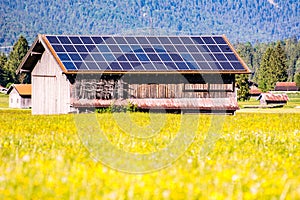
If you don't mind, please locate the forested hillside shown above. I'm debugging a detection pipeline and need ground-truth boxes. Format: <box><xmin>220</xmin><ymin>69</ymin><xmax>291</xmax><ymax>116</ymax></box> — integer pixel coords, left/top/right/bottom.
<box><xmin>0</xmin><ymin>0</ymin><xmax>299</xmax><ymax>51</ymax></box>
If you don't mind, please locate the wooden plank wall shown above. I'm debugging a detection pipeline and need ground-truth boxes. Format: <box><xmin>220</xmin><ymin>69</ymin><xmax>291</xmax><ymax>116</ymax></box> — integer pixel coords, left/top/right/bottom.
<box><xmin>32</xmin><ymin>50</ymin><xmax>70</xmax><ymax>114</ymax></box>
<box><xmin>71</xmin><ymin>74</ymin><xmax>235</xmax><ymax>102</ymax></box>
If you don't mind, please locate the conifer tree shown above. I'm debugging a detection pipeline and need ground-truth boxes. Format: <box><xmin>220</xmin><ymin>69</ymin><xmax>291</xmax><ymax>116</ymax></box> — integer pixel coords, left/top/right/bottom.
<box><xmin>272</xmin><ymin>41</ymin><xmax>288</xmax><ymax>83</ymax></box>
<box><xmin>257</xmin><ymin>47</ymin><xmax>273</xmax><ymax>92</ymax></box>
<box><xmin>3</xmin><ymin>35</ymin><xmax>29</xmax><ymax>85</ymax></box>
<box><xmin>0</xmin><ymin>53</ymin><xmax>7</xmax><ymax>87</ymax></box>
<box><xmin>257</xmin><ymin>42</ymin><xmax>288</xmax><ymax>92</ymax></box>
<box><xmin>236</xmin><ymin>74</ymin><xmax>250</xmax><ymax>101</ymax></box>
<box><xmin>235</xmin><ymin>47</ymin><xmax>250</xmax><ymax>101</ymax></box>
<box><xmin>295</xmin><ymin>72</ymin><xmax>300</xmax><ymax>88</ymax></box>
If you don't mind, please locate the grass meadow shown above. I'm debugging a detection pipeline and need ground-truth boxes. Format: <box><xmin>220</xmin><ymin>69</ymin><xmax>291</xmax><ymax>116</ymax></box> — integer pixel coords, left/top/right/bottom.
<box><xmin>0</xmin><ymin>93</ymin><xmax>300</xmax><ymax>199</ymax></box>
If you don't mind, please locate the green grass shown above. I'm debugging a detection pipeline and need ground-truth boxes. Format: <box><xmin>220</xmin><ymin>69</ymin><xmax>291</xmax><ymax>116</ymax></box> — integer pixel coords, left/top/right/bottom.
<box><xmin>0</xmin><ymin>93</ymin><xmax>8</xmax><ymax>108</ymax></box>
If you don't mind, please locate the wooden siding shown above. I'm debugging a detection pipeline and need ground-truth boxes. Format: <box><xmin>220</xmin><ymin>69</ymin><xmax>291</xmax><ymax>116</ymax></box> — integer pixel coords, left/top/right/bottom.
<box><xmin>71</xmin><ymin>74</ymin><xmax>236</xmax><ymax>108</ymax></box>
<box><xmin>31</xmin><ymin>50</ymin><xmax>70</xmax><ymax>114</ymax></box>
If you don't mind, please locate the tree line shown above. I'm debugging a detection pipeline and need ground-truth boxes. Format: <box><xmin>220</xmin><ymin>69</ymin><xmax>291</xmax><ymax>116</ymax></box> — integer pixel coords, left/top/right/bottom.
<box><xmin>0</xmin><ymin>36</ymin><xmax>299</xmax><ymax>101</ymax></box>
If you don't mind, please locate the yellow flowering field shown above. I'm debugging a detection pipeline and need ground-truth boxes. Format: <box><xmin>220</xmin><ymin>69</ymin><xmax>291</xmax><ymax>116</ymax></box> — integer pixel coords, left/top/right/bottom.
<box><xmin>0</xmin><ymin>109</ymin><xmax>300</xmax><ymax>199</ymax></box>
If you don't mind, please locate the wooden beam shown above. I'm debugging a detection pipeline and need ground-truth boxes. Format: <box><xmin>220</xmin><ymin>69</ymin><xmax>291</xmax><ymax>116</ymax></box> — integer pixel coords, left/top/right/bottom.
<box><xmin>31</xmin><ymin>52</ymin><xmax>42</xmax><ymax>56</ymax></box>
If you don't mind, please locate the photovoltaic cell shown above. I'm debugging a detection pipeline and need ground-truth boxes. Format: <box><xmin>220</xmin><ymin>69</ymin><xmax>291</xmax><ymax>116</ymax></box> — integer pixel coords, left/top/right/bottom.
<box><xmin>158</xmin><ymin>54</ymin><xmax>172</xmax><ymax>61</ymax></box>
<box><xmin>147</xmin><ymin>54</ymin><xmax>161</xmax><ymax>61</ymax></box>
<box><xmin>125</xmin><ymin>54</ymin><xmax>139</xmax><ymax>61</ymax></box>
<box><xmin>136</xmin><ymin>53</ymin><xmax>149</xmax><ymax>61</ymax></box>
<box><xmin>69</xmin><ymin>54</ymin><xmax>82</xmax><ymax>61</ymax></box>
<box><xmin>75</xmin><ymin>45</ymin><xmax>88</xmax><ymax>52</ymax></box>
<box><xmin>57</xmin><ymin>53</ymin><xmax>70</xmax><ymax>61</ymax></box>
<box><xmin>97</xmin><ymin>62</ymin><xmax>110</xmax><ymax>70</ymax></box>
<box><xmin>119</xmin><ymin>62</ymin><xmax>133</xmax><ymax>70</ymax></box>
<box><xmin>219</xmin><ymin>45</ymin><xmax>232</xmax><ymax>52</ymax></box>
<box><xmin>69</xmin><ymin>37</ymin><xmax>82</xmax><ymax>44</ymax></box>
<box><xmin>58</xmin><ymin>36</ymin><xmax>71</xmax><ymax>44</ymax></box>
<box><xmin>169</xmin><ymin>37</ymin><xmax>182</xmax><ymax>44</ymax></box>
<box><xmin>197</xmin><ymin>62</ymin><xmax>211</xmax><ymax>70</ymax></box>
<box><xmin>116</xmin><ymin>55</ymin><xmax>128</xmax><ymax>61</ymax></box>
<box><xmin>64</xmin><ymin>45</ymin><xmax>76</xmax><ymax>52</ymax></box>
<box><xmin>203</xmin><ymin>54</ymin><xmax>216</xmax><ymax>61</ymax></box>
<box><xmin>110</xmin><ymin>62</ymin><xmax>122</xmax><ymax>70</ymax></box>
<box><xmin>63</xmin><ymin>62</ymin><xmax>77</xmax><ymax>70</ymax></box>
<box><xmin>185</xmin><ymin>45</ymin><xmax>199</xmax><ymax>52</ymax></box>
<box><xmin>86</xmin><ymin>45</ymin><xmax>98</xmax><ymax>52</ymax></box>
<box><xmin>85</xmin><ymin>62</ymin><xmax>99</xmax><ymax>70</ymax></box>
<box><xmin>52</xmin><ymin>45</ymin><xmax>65</xmax><ymax>52</ymax></box>
<box><xmin>231</xmin><ymin>62</ymin><xmax>245</xmax><ymax>70</ymax></box>
<box><xmin>147</xmin><ymin>37</ymin><xmax>160</xmax><ymax>44</ymax></box>
<box><xmin>165</xmin><ymin>62</ymin><xmax>178</xmax><ymax>70</ymax></box>
<box><xmin>191</xmin><ymin>37</ymin><xmax>204</xmax><ymax>44</ymax></box>
<box><xmin>124</xmin><ymin>37</ymin><xmax>139</xmax><ymax>44</ymax></box>
<box><xmin>175</xmin><ymin>62</ymin><xmax>189</xmax><ymax>70</ymax></box>
<box><xmin>213</xmin><ymin>37</ymin><xmax>227</xmax><ymax>44</ymax></box>
<box><xmin>91</xmin><ymin>54</ymin><xmax>105</xmax><ymax>61</ymax></box>
<box><xmin>119</xmin><ymin>45</ymin><xmax>132</xmax><ymax>52</ymax></box>
<box><xmin>47</xmin><ymin>36</ymin><xmax>60</xmax><ymax>44</ymax></box>
<box><xmin>91</xmin><ymin>37</ymin><xmax>104</xmax><ymax>44</ymax></box>
<box><xmin>225</xmin><ymin>53</ymin><xmax>239</xmax><ymax>61</ymax></box>
<box><xmin>80</xmin><ymin>37</ymin><xmax>93</xmax><ymax>44</ymax></box>
<box><xmin>114</xmin><ymin>37</ymin><xmax>127</xmax><ymax>44</ymax></box>
<box><xmin>174</xmin><ymin>45</ymin><xmax>188</xmax><ymax>52</ymax></box>
<box><xmin>180</xmin><ymin>37</ymin><xmax>194</xmax><ymax>44</ymax></box>
<box><xmin>202</xmin><ymin>37</ymin><xmax>215</xmax><ymax>44</ymax></box>
<box><xmin>136</xmin><ymin>37</ymin><xmax>149</xmax><ymax>44</ymax></box>
<box><xmin>97</xmin><ymin>45</ymin><xmax>110</xmax><ymax>52</ymax></box>
<box><xmin>80</xmin><ymin>54</ymin><xmax>94</xmax><ymax>61</ymax></box>
<box><xmin>46</xmin><ymin>34</ymin><xmax>248</xmax><ymax>72</ymax></box>
<box><xmin>74</xmin><ymin>62</ymin><xmax>88</xmax><ymax>70</ymax></box>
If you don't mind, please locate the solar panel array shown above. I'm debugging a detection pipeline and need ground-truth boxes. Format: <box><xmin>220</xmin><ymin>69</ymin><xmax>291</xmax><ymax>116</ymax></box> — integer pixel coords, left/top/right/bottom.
<box><xmin>45</xmin><ymin>35</ymin><xmax>246</xmax><ymax>72</ymax></box>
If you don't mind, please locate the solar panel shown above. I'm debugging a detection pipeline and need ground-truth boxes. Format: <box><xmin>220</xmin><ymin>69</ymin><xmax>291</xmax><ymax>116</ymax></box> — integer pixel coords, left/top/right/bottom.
<box><xmin>45</xmin><ymin>35</ymin><xmax>248</xmax><ymax>72</ymax></box>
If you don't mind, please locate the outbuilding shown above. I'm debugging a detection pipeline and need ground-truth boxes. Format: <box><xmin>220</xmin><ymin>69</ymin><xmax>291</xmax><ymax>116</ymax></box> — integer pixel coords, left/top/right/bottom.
<box><xmin>7</xmin><ymin>84</ymin><xmax>32</xmax><ymax>108</ymax></box>
<box><xmin>274</xmin><ymin>82</ymin><xmax>299</xmax><ymax>91</ymax></box>
<box><xmin>17</xmin><ymin>34</ymin><xmax>250</xmax><ymax>114</ymax></box>
<box><xmin>257</xmin><ymin>93</ymin><xmax>288</xmax><ymax>105</ymax></box>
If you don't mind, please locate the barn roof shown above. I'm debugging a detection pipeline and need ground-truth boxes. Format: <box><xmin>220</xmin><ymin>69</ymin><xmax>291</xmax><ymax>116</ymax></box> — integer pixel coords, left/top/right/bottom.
<box><xmin>274</xmin><ymin>82</ymin><xmax>299</xmax><ymax>91</ymax></box>
<box><xmin>249</xmin><ymin>85</ymin><xmax>262</xmax><ymax>95</ymax></box>
<box><xmin>7</xmin><ymin>84</ymin><xmax>32</xmax><ymax>96</ymax></box>
<box><xmin>257</xmin><ymin>93</ymin><xmax>289</xmax><ymax>102</ymax></box>
<box><xmin>17</xmin><ymin>34</ymin><xmax>251</xmax><ymax>74</ymax></box>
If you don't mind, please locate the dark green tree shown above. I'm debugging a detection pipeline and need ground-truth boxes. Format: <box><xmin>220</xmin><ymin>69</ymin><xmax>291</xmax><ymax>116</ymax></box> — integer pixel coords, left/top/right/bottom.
<box><xmin>0</xmin><ymin>53</ymin><xmax>7</xmax><ymax>87</ymax></box>
<box><xmin>235</xmin><ymin>46</ymin><xmax>251</xmax><ymax>101</ymax></box>
<box><xmin>257</xmin><ymin>47</ymin><xmax>273</xmax><ymax>92</ymax></box>
<box><xmin>236</xmin><ymin>74</ymin><xmax>250</xmax><ymax>101</ymax></box>
<box><xmin>257</xmin><ymin>42</ymin><xmax>288</xmax><ymax>92</ymax></box>
<box><xmin>272</xmin><ymin>41</ymin><xmax>288</xmax><ymax>82</ymax></box>
<box><xmin>3</xmin><ymin>35</ymin><xmax>29</xmax><ymax>85</ymax></box>
<box><xmin>295</xmin><ymin>72</ymin><xmax>300</xmax><ymax>88</ymax></box>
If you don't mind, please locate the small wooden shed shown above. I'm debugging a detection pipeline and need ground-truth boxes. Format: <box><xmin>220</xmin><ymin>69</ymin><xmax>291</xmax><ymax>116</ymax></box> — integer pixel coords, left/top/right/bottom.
<box><xmin>257</xmin><ymin>93</ymin><xmax>288</xmax><ymax>105</ymax></box>
<box><xmin>274</xmin><ymin>82</ymin><xmax>299</xmax><ymax>91</ymax></box>
<box><xmin>7</xmin><ymin>84</ymin><xmax>32</xmax><ymax>109</ymax></box>
<box><xmin>17</xmin><ymin>34</ymin><xmax>250</xmax><ymax>114</ymax></box>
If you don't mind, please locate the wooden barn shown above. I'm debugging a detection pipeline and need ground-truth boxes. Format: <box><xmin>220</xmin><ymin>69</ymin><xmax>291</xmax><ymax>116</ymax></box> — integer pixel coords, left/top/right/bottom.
<box><xmin>17</xmin><ymin>34</ymin><xmax>250</xmax><ymax>115</ymax></box>
<box><xmin>7</xmin><ymin>84</ymin><xmax>32</xmax><ymax>109</ymax></box>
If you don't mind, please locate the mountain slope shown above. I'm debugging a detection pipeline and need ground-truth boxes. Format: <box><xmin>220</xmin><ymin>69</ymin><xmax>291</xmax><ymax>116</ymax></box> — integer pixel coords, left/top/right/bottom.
<box><xmin>0</xmin><ymin>0</ymin><xmax>299</xmax><ymax>49</ymax></box>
